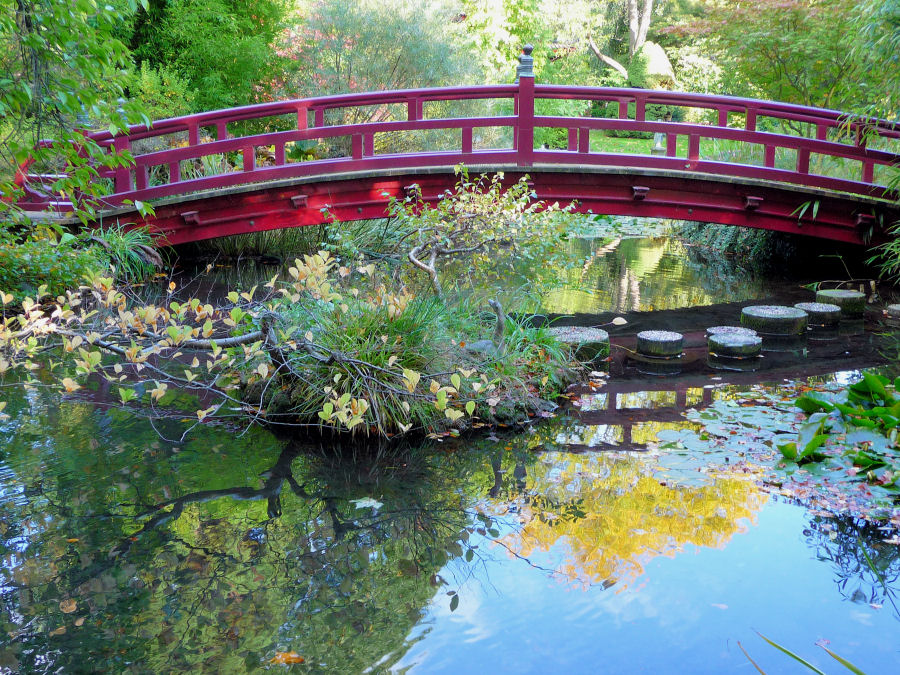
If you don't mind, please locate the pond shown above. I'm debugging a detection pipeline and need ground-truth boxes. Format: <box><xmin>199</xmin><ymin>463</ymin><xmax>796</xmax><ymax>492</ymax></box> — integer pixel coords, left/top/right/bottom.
<box><xmin>2</xmin><ymin>231</ymin><xmax>899</xmax><ymax>673</ymax></box>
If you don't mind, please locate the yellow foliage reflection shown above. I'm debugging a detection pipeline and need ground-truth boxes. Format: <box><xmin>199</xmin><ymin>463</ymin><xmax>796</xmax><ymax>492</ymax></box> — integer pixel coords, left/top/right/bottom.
<box><xmin>496</xmin><ymin>452</ymin><xmax>767</xmax><ymax>589</ymax></box>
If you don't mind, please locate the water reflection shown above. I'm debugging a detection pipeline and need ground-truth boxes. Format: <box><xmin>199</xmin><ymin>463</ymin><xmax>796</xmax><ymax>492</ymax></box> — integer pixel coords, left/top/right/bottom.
<box><xmin>0</xmin><ymin>388</ymin><xmax>481</xmax><ymax>672</ymax></box>
<box><xmin>539</xmin><ymin>237</ymin><xmax>771</xmax><ymax>315</ymax></box>
<box><xmin>489</xmin><ymin>452</ymin><xmax>767</xmax><ymax>590</ymax></box>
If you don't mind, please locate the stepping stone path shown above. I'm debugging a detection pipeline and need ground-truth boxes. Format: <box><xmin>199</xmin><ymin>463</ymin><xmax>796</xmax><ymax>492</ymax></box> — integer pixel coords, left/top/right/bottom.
<box><xmin>708</xmin><ymin>332</ymin><xmax>763</xmax><ymax>358</ymax></box>
<box><xmin>636</xmin><ymin>330</ymin><xmax>683</xmax><ymax>358</ymax></box>
<box><xmin>815</xmin><ymin>289</ymin><xmax>866</xmax><ymax>316</ymax></box>
<box><xmin>794</xmin><ymin>302</ymin><xmax>841</xmax><ymax>326</ymax></box>
<box><xmin>886</xmin><ymin>304</ymin><xmax>900</xmax><ymax>325</ymax></box>
<box><xmin>547</xmin><ymin>326</ymin><xmax>610</xmax><ymax>362</ymax></box>
<box><xmin>740</xmin><ymin>305</ymin><xmax>808</xmax><ymax>335</ymax></box>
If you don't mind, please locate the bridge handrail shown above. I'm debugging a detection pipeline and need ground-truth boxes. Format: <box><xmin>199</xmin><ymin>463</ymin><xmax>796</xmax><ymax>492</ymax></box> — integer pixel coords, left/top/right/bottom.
<box><xmin>15</xmin><ymin>51</ymin><xmax>900</xmax><ymax>212</ymax></box>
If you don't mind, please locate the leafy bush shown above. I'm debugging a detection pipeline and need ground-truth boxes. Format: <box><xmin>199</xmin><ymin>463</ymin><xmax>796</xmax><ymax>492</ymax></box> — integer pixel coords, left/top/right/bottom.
<box><xmin>131</xmin><ymin>61</ymin><xmax>197</xmax><ymax>121</ymax></box>
<box><xmin>0</xmin><ymin>222</ymin><xmax>159</xmax><ymax>299</ymax></box>
<box><xmin>0</xmin><ymin>226</ymin><xmax>104</xmax><ymax>300</ymax></box>
<box><xmin>627</xmin><ymin>41</ymin><xmax>676</xmax><ymax>90</ymax></box>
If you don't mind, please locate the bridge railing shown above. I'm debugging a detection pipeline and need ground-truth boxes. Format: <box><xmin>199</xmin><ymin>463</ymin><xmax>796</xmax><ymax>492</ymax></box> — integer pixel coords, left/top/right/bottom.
<box><xmin>16</xmin><ymin>45</ymin><xmax>900</xmax><ymax>212</ymax></box>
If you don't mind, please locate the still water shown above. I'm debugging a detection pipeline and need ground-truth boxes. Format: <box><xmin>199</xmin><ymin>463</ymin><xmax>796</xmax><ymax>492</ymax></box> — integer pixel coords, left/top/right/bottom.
<box><xmin>1</xmin><ymin>236</ymin><xmax>899</xmax><ymax>673</ymax></box>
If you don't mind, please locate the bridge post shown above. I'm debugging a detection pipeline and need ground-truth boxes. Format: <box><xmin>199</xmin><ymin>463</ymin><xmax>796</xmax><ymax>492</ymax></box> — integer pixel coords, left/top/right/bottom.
<box><xmin>515</xmin><ymin>45</ymin><xmax>535</xmax><ymax>167</ymax></box>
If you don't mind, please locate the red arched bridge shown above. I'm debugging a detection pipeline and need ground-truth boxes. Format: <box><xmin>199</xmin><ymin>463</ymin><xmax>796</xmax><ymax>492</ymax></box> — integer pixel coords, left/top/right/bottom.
<box><xmin>16</xmin><ymin>52</ymin><xmax>900</xmax><ymax>246</ymax></box>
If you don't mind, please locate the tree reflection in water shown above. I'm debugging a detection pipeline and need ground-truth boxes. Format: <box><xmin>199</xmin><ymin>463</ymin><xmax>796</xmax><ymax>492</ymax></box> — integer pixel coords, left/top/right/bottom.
<box><xmin>482</xmin><ymin>450</ymin><xmax>768</xmax><ymax>590</ymax></box>
<box><xmin>804</xmin><ymin>513</ymin><xmax>900</xmax><ymax>619</ymax></box>
<box><xmin>0</xmin><ymin>390</ymin><xmax>489</xmax><ymax>673</ymax></box>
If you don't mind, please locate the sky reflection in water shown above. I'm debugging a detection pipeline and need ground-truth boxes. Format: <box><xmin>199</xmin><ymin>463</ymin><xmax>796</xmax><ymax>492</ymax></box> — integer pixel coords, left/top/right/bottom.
<box><xmin>2</xmin><ymin>236</ymin><xmax>899</xmax><ymax>672</ymax></box>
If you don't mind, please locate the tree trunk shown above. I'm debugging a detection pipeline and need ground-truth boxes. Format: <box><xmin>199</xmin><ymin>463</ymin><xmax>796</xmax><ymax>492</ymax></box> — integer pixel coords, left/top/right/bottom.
<box><xmin>627</xmin><ymin>0</ymin><xmax>654</xmax><ymax>58</ymax></box>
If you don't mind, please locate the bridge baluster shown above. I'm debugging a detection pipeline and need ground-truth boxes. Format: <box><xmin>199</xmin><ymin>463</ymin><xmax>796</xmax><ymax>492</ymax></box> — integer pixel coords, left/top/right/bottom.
<box><xmin>863</xmin><ymin>161</ymin><xmax>874</xmax><ymax>184</ymax></box>
<box><xmin>215</xmin><ymin>121</ymin><xmax>227</xmax><ymax>141</ymax></box>
<box><xmin>718</xmin><ymin>109</ymin><xmax>728</xmax><ymax>127</ymax></box>
<box><xmin>688</xmin><ymin>134</ymin><xmax>700</xmax><ymax>162</ymax></box>
<box><xmin>135</xmin><ymin>165</ymin><xmax>148</xmax><ymax>191</ymax></box>
<box><xmin>745</xmin><ymin>109</ymin><xmax>757</xmax><ymax>132</ymax></box>
<box><xmin>296</xmin><ymin>104</ymin><xmax>308</xmax><ymax>130</ymax></box>
<box><xmin>407</xmin><ymin>99</ymin><xmax>422</xmax><ymax>122</ymax></box>
<box><xmin>168</xmin><ymin>161</ymin><xmax>180</xmax><ymax>184</ymax></box>
<box><xmin>764</xmin><ymin>145</ymin><xmax>776</xmax><ymax>168</ymax></box>
<box><xmin>274</xmin><ymin>142</ymin><xmax>285</xmax><ymax>166</ymax></box>
<box><xmin>578</xmin><ymin>127</ymin><xmax>590</xmax><ymax>154</ymax></box>
<box><xmin>188</xmin><ymin>123</ymin><xmax>199</xmax><ymax>146</ymax></box>
<box><xmin>461</xmin><ymin>127</ymin><xmax>473</xmax><ymax>154</ymax></box>
<box><xmin>242</xmin><ymin>146</ymin><xmax>254</xmax><ymax>172</ymax></box>
<box><xmin>634</xmin><ymin>98</ymin><xmax>646</xmax><ymax>122</ymax></box>
<box><xmin>797</xmin><ymin>147</ymin><xmax>810</xmax><ymax>174</ymax></box>
<box><xmin>112</xmin><ymin>136</ymin><xmax>132</xmax><ymax>193</ymax></box>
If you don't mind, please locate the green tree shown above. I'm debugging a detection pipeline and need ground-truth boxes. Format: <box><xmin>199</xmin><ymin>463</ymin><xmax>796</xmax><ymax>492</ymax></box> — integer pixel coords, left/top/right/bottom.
<box><xmin>127</xmin><ymin>0</ymin><xmax>288</xmax><ymax>111</ymax></box>
<box><xmin>0</xmin><ymin>0</ymin><xmax>147</xmax><ymax>221</ymax></box>
<box><xmin>279</xmin><ymin>0</ymin><xmax>471</xmax><ymax>100</ymax></box>
<box><xmin>699</xmin><ymin>0</ymin><xmax>876</xmax><ymax>111</ymax></box>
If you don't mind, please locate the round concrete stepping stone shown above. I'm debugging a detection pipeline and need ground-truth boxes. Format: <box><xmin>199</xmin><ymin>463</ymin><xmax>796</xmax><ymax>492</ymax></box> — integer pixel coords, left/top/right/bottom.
<box><xmin>636</xmin><ymin>330</ymin><xmax>683</xmax><ymax>358</ymax></box>
<box><xmin>740</xmin><ymin>305</ymin><xmax>808</xmax><ymax>335</ymax></box>
<box><xmin>815</xmin><ymin>289</ymin><xmax>865</xmax><ymax>316</ymax></box>
<box><xmin>708</xmin><ymin>333</ymin><xmax>762</xmax><ymax>358</ymax></box>
<box><xmin>794</xmin><ymin>302</ymin><xmax>841</xmax><ymax>326</ymax></box>
<box><xmin>706</xmin><ymin>325</ymin><xmax>757</xmax><ymax>338</ymax></box>
<box><xmin>547</xmin><ymin>326</ymin><xmax>610</xmax><ymax>362</ymax></box>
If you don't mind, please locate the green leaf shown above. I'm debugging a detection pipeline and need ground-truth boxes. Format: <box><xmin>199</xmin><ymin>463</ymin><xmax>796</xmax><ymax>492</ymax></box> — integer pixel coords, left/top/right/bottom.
<box><xmin>796</xmin><ymin>394</ymin><xmax>834</xmax><ymax>414</ymax></box>
<box><xmin>449</xmin><ymin>594</ymin><xmax>459</xmax><ymax>612</ymax></box>
<box><xmin>820</xmin><ymin>647</ymin><xmax>868</xmax><ymax>674</ymax></box>
<box><xmin>756</xmin><ymin>633</ymin><xmax>826</xmax><ymax>675</ymax></box>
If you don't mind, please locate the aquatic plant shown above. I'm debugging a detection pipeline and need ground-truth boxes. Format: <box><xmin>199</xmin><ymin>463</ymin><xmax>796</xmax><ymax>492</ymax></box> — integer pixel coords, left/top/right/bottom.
<box><xmin>780</xmin><ymin>373</ymin><xmax>900</xmax><ymax>490</ymax></box>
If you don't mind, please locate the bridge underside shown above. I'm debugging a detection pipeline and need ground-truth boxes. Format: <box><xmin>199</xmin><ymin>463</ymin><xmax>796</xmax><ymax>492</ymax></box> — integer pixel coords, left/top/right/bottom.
<box><xmin>83</xmin><ymin>166</ymin><xmax>897</xmax><ymax>247</ymax></box>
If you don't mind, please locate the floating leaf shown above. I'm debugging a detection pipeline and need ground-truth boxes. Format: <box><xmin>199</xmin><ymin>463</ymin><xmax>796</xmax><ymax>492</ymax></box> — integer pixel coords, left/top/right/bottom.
<box><xmin>269</xmin><ymin>651</ymin><xmax>304</xmax><ymax>665</ymax></box>
<box><xmin>59</xmin><ymin>598</ymin><xmax>77</xmax><ymax>614</ymax></box>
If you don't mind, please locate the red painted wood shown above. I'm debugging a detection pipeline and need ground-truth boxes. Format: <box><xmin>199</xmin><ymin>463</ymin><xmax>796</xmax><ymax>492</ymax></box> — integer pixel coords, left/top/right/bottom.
<box><xmin>13</xmin><ymin>80</ymin><xmax>900</xmax><ymax>245</ymax></box>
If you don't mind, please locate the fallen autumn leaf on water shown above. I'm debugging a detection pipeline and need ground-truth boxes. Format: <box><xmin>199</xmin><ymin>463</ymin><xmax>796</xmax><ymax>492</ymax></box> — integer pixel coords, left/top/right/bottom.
<box><xmin>269</xmin><ymin>651</ymin><xmax>305</xmax><ymax>665</ymax></box>
<box><xmin>59</xmin><ymin>598</ymin><xmax>77</xmax><ymax>614</ymax></box>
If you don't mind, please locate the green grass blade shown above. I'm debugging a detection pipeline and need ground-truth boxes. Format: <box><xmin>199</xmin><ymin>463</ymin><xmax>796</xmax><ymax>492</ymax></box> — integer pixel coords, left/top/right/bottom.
<box><xmin>820</xmin><ymin>646</ymin><xmax>868</xmax><ymax>675</ymax></box>
<box><xmin>756</xmin><ymin>632</ymin><xmax>826</xmax><ymax>675</ymax></box>
<box><xmin>737</xmin><ymin>641</ymin><xmax>768</xmax><ymax>674</ymax></box>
